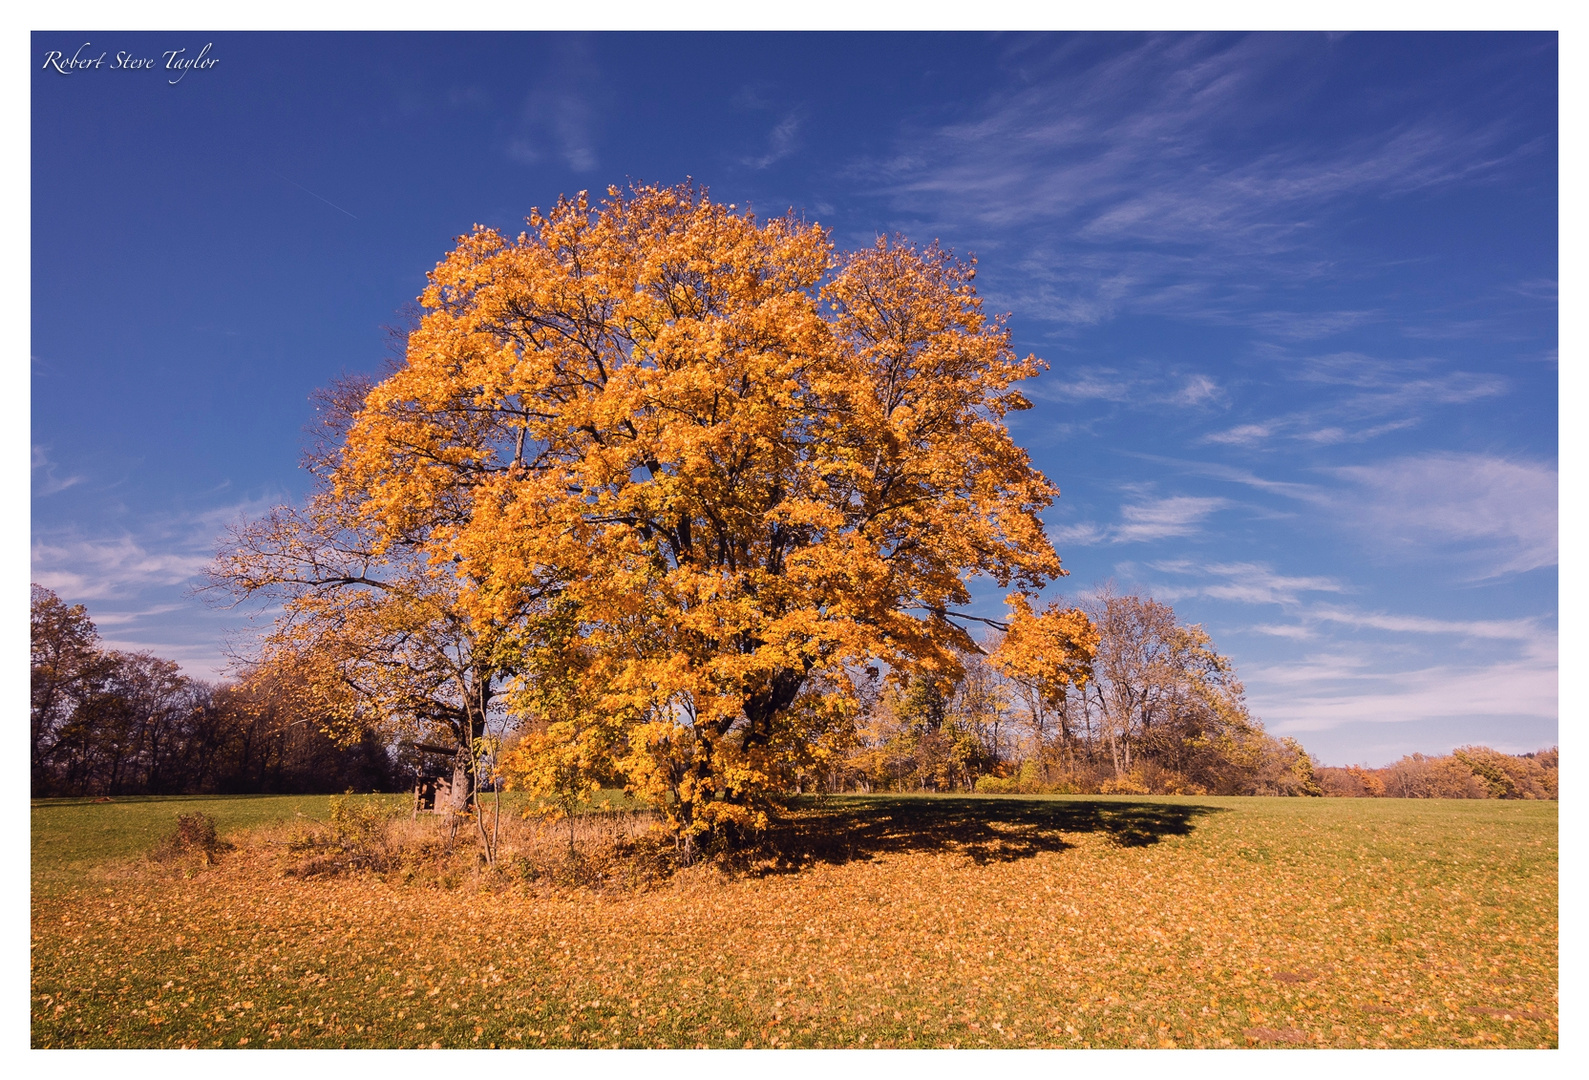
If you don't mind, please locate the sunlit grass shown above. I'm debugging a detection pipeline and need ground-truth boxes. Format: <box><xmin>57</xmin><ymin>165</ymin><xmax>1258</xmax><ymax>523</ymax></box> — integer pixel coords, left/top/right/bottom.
<box><xmin>32</xmin><ymin>793</ymin><xmax>1555</xmax><ymax>1048</ymax></box>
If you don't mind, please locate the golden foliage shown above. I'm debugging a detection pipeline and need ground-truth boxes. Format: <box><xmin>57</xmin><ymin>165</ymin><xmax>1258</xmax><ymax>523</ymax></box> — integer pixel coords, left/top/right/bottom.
<box><xmin>328</xmin><ymin>181</ymin><xmax>1073</xmax><ymax>831</ymax></box>
<box><xmin>990</xmin><ymin>594</ymin><xmax>1098</xmax><ymax>706</ymax></box>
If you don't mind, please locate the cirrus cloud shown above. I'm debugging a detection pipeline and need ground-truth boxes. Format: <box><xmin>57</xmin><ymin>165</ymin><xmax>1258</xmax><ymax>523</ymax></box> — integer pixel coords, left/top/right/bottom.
<box><xmin>1329</xmin><ymin>452</ymin><xmax>1556</xmax><ymax>577</ymax></box>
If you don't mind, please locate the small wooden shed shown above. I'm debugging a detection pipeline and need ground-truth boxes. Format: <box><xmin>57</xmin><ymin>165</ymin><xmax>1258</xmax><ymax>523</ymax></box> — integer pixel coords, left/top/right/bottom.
<box><xmin>412</xmin><ymin>774</ymin><xmax>454</xmax><ymax>814</ymax></box>
<box><xmin>407</xmin><ymin>741</ymin><xmax>460</xmax><ymax>816</ymax></box>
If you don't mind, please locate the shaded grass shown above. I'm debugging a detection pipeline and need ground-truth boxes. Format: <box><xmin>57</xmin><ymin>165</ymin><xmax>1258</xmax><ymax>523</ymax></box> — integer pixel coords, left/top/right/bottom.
<box><xmin>32</xmin><ymin>793</ymin><xmax>1556</xmax><ymax>1048</ymax></box>
<box><xmin>760</xmin><ymin>793</ymin><xmax>1221</xmax><ymax>869</ymax></box>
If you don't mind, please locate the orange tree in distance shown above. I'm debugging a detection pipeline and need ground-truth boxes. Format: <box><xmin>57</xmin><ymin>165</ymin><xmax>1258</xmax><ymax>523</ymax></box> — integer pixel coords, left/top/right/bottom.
<box><xmin>315</xmin><ymin>181</ymin><xmax>1094</xmax><ymax>846</ymax></box>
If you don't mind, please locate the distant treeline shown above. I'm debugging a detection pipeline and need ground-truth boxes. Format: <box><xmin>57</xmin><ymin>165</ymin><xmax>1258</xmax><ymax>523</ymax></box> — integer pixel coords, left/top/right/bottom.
<box><xmin>31</xmin><ymin>585</ymin><xmax>397</xmax><ymax>798</ymax></box>
<box><xmin>1316</xmin><ymin>748</ymin><xmax>1558</xmax><ymax>800</ymax></box>
<box><xmin>33</xmin><ymin>583</ymin><xmax>1559</xmax><ymax>803</ymax></box>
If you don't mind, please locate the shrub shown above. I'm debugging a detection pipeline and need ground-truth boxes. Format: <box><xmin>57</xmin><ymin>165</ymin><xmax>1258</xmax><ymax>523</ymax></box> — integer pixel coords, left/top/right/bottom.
<box><xmin>1097</xmin><ymin>771</ymin><xmax>1151</xmax><ymax>795</ymax></box>
<box><xmin>975</xmin><ymin>775</ymin><xmax>1022</xmax><ymax>794</ymax></box>
<box><xmin>151</xmin><ymin>812</ymin><xmax>229</xmax><ymax>867</ymax></box>
<box><xmin>280</xmin><ymin>795</ymin><xmax>399</xmax><ymax>877</ymax></box>
<box><xmin>328</xmin><ymin>793</ymin><xmax>396</xmax><ymax>848</ymax></box>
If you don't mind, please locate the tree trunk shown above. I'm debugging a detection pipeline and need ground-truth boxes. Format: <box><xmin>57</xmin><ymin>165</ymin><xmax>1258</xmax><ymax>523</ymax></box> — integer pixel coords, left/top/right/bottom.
<box><xmin>444</xmin><ymin>747</ymin><xmax>474</xmax><ymax>815</ymax></box>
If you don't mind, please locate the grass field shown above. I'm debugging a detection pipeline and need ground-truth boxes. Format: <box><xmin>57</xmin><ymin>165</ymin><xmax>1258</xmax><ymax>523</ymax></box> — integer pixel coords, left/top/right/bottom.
<box><xmin>31</xmin><ymin>792</ymin><xmax>1556</xmax><ymax>1048</ymax></box>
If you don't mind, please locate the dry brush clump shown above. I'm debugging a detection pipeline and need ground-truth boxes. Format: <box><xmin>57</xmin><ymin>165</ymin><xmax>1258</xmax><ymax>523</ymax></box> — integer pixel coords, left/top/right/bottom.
<box><xmin>242</xmin><ymin>795</ymin><xmax>669</xmax><ymax>892</ymax></box>
<box><xmin>148</xmin><ymin>812</ymin><xmax>232</xmax><ymax>869</ymax></box>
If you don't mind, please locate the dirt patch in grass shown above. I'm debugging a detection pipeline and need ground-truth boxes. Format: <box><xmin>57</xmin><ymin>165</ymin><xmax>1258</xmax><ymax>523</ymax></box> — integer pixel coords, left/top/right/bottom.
<box><xmin>1466</xmin><ymin>1006</ymin><xmax>1550</xmax><ymax>1021</ymax></box>
<box><xmin>31</xmin><ymin>794</ymin><xmax>1556</xmax><ymax>1048</ymax></box>
<box><xmin>1272</xmin><ymin>966</ymin><xmax>1332</xmax><ymax>984</ymax></box>
<box><xmin>1244</xmin><ymin>1026</ymin><xmax>1308</xmax><ymax>1044</ymax></box>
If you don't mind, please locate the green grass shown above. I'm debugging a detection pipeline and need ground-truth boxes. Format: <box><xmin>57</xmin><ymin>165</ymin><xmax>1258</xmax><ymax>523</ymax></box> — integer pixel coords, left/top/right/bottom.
<box><xmin>32</xmin><ymin>792</ymin><xmax>1557</xmax><ymax>1048</ymax></box>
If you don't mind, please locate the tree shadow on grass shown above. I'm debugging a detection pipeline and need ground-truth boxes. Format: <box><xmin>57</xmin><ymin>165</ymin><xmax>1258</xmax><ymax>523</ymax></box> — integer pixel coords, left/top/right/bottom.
<box><xmin>754</xmin><ymin>795</ymin><xmax>1226</xmax><ymax>874</ymax></box>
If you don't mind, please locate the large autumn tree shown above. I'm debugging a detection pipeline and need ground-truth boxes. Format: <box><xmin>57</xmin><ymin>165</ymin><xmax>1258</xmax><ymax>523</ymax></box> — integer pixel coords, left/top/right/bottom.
<box><xmin>247</xmin><ymin>181</ymin><xmax>1092</xmax><ymax>839</ymax></box>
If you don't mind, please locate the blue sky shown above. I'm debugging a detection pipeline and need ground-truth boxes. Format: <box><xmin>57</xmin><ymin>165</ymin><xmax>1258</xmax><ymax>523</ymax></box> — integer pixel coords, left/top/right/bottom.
<box><xmin>30</xmin><ymin>31</ymin><xmax>1557</xmax><ymax>766</ymax></box>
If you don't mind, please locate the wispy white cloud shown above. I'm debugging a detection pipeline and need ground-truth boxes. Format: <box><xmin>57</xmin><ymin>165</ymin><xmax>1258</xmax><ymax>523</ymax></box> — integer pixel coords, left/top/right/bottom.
<box><xmin>31</xmin><ymin>535</ymin><xmax>211</xmax><ymax>602</ymax></box>
<box><xmin>88</xmin><ymin>603</ymin><xmax>188</xmax><ymax>627</ymax></box>
<box><xmin>1328</xmin><ymin>452</ymin><xmax>1556</xmax><ymax>577</ymax></box>
<box><xmin>1114</xmin><ymin>495</ymin><xmax>1228</xmax><ymax>543</ymax></box>
<box><xmin>31</xmin><ymin>446</ymin><xmax>84</xmax><ymax>497</ymax></box>
<box><xmin>1239</xmin><ymin>602</ymin><xmax>1550</xmax><ymax>651</ymax></box>
<box><xmin>1505</xmin><ymin>278</ymin><xmax>1556</xmax><ymax>303</ymax></box>
<box><xmin>1032</xmin><ymin>366</ymin><xmax>1225</xmax><ymax>410</ymax></box>
<box><xmin>1202</xmin><ymin>423</ymin><xmax>1274</xmax><ymax>447</ymax></box>
<box><xmin>1149</xmin><ymin>560</ymin><xmax>1348</xmax><ymax>605</ymax></box>
<box><xmin>32</xmin><ymin>495</ymin><xmax>281</xmax><ymax>678</ymax></box>
<box><xmin>1205</xmin><ymin>417</ymin><xmax>1420</xmax><ymax>447</ymax></box>
<box><xmin>1200</xmin><ymin>353</ymin><xmax>1508</xmax><ymax>448</ymax></box>
<box><xmin>858</xmin><ymin>34</ymin><xmax>1538</xmax><ymax>331</ymax></box>
<box><xmin>1246</xmin><ymin>641</ymin><xmax>1556</xmax><ymax>735</ymax></box>
<box><xmin>1306</xmin><ymin>605</ymin><xmax>1545</xmax><ymax>642</ymax></box>
<box><xmin>1171</xmin><ymin>374</ymin><xmax>1223</xmax><ymax>407</ymax></box>
<box><xmin>1128</xmin><ymin>456</ymin><xmax>1320</xmax><ymax>499</ymax></box>
<box><xmin>1297</xmin><ymin>352</ymin><xmax>1508</xmax><ymax>405</ymax></box>
<box><xmin>1294</xmin><ymin>419</ymin><xmax>1422</xmax><ymax>446</ymax></box>
<box><xmin>506</xmin><ymin>39</ymin><xmax>602</xmax><ymax>172</ymax></box>
<box><xmin>508</xmin><ymin>90</ymin><xmax>598</xmax><ymax>171</ymax></box>
<box><xmin>1047</xmin><ymin>368</ymin><xmax>1136</xmax><ymax>403</ymax></box>
<box><xmin>1135</xmin><ymin>449</ymin><xmax>1554</xmax><ymax>579</ymax></box>
<box><xmin>1052</xmin><ymin>491</ymin><xmax>1234</xmax><ymax>548</ymax></box>
<box><xmin>1220</xmin><ymin>595</ymin><xmax>1556</xmax><ymax>750</ymax></box>
<box><xmin>1048</xmin><ymin>520</ymin><xmax>1110</xmax><ymax>546</ymax></box>
<box><xmin>1242</xmin><ymin>310</ymin><xmax>1380</xmax><ymax>341</ymax></box>
<box><xmin>744</xmin><ymin>112</ymin><xmax>803</xmax><ymax>170</ymax></box>
<box><xmin>1251</xmin><ymin>623</ymin><xmax>1316</xmax><ymax>641</ymax></box>
<box><xmin>730</xmin><ymin>82</ymin><xmax>774</xmax><ymax>111</ymax></box>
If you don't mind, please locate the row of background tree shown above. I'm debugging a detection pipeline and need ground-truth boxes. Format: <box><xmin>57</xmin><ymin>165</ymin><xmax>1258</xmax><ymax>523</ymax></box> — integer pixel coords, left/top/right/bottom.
<box><xmin>30</xmin><ymin>585</ymin><xmax>397</xmax><ymax>798</ymax></box>
<box><xmin>1314</xmin><ymin>748</ymin><xmax>1557</xmax><ymax>800</ymax></box>
<box><xmin>826</xmin><ymin>589</ymin><xmax>1322</xmax><ymax>797</ymax></box>
<box><xmin>34</xmin><ymin>581</ymin><xmax>1555</xmax><ymax>801</ymax></box>
<box><xmin>819</xmin><ymin>590</ymin><xmax>1556</xmax><ymax>800</ymax></box>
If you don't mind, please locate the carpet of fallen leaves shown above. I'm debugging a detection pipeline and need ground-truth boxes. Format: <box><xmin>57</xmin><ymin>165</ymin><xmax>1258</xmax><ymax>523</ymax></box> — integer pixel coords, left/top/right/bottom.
<box><xmin>32</xmin><ymin>794</ymin><xmax>1556</xmax><ymax>1048</ymax></box>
